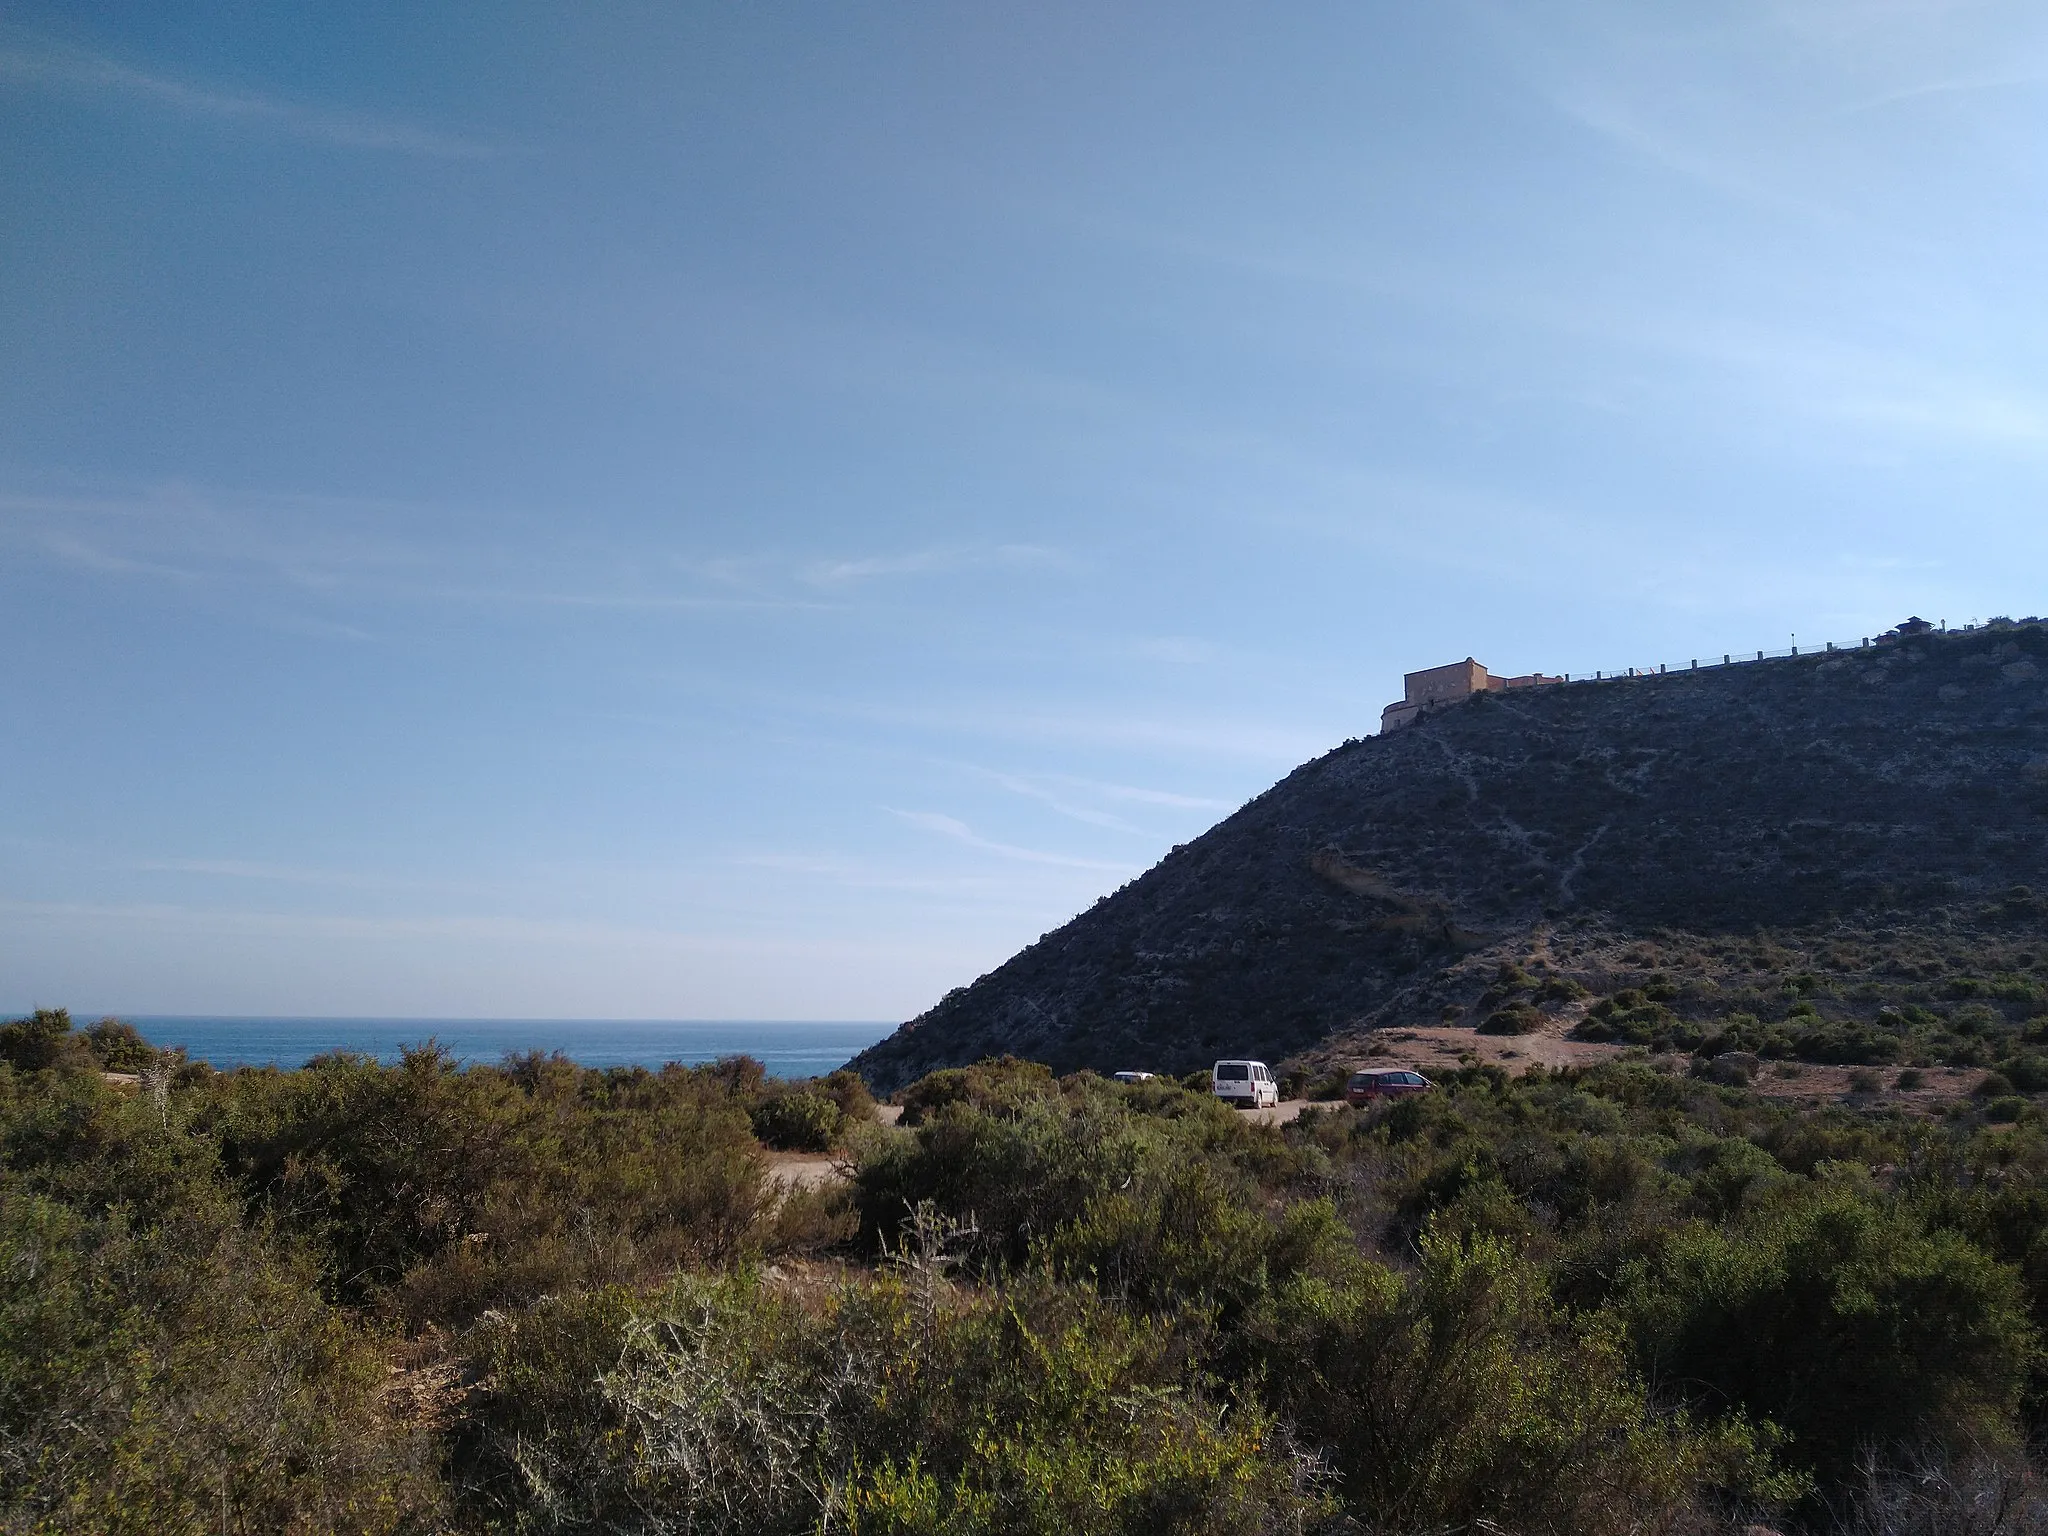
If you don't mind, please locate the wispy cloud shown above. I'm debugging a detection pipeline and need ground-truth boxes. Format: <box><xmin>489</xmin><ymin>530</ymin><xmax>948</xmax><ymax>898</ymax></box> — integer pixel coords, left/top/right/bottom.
<box><xmin>0</xmin><ymin>897</ymin><xmax>947</xmax><ymax>961</ymax></box>
<box><xmin>0</xmin><ymin>485</ymin><xmax>1101</xmax><ymax>622</ymax></box>
<box><xmin>805</xmin><ymin>692</ymin><xmax>1329</xmax><ymax>766</ymax></box>
<box><xmin>800</xmin><ymin>544</ymin><xmax>1066</xmax><ymax>587</ymax></box>
<box><xmin>137</xmin><ymin>857</ymin><xmax>358</xmax><ymax>885</ymax></box>
<box><xmin>0</xmin><ymin>485</ymin><xmax>841</xmax><ymax>616</ymax></box>
<box><xmin>34</xmin><ymin>530</ymin><xmax>205</xmax><ymax>582</ymax></box>
<box><xmin>725</xmin><ymin>850</ymin><xmax>1016</xmax><ymax>895</ymax></box>
<box><xmin>129</xmin><ymin>856</ymin><xmax>487</xmax><ymax>894</ymax></box>
<box><xmin>888</xmin><ymin>810</ymin><xmax>1134</xmax><ymax>872</ymax></box>
<box><xmin>978</xmin><ymin>768</ymin><xmax>1234</xmax><ymax>833</ymax></box>
<box><xmin>1834</xmin><ymin>67</ymin><xmax>2048</xmax><ymax>116</ymax></box>
<box><xmin>122</xmin><ymin>855</ymin><xmax>543</xmax><ymax>903</ymax></box>
<box><xmin>1</xmin><ymin>485</ymin><xmax>436</xmax><ymax>592</ymax></box>
<box><xmin>1036</xmin><ymin>773</ymin><xmax>1235</xmax><ymax>813</ymax></box>
<box><xmin>1548</xmin><ymin>89</ymin><xmax>1819</xmax><ymax>213</ymax></box>
<box><xmin>0</xmin><ymin>40</ymin><xmax>498</xmax><ymax>158</ymax></box>
<box><xmin>1616</xmin><ymin>316</ymin><xmax>2048</xmax><ymax>448</ymax></box>
<box><xmin>982</xmin><ymin>773</ymin><xmax>1143</xmax><ymax>834</ymax></box>
<box><xmin>265</xmin><ymin>613</ymin><xmax>378</xmax><ymax>643</ymax></box>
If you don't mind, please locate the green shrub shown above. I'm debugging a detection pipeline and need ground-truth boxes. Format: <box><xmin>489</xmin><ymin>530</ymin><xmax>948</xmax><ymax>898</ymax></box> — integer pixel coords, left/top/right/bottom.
<box><xmin>1791</xmin><ymin>1021</ymin><xmax>1905</xmax><ymax>1065</ymax></box>
<box><xmin>855</xmin><ymin>1095</ymin><xmax>1165</xmax><ymax>1269</ymax></box>
<box><xmin>762</xmin><ymin>1180</ymin><xmax>860</xmax><ymax>1253</ymax></box>
<box><xmin>1478</xmin><ymin>1003</ymin><xmax>1544</xmax><ymax>1035</ymax></box>
<box><xmin>750</xmin><ymin>1089</ymin><xmax>845</xmax><ymax>1151</ymax></box>
<box><xmin>1573</xmin><ymin>996</ymin><xmax>1686</xmax><ymax>1046</ymax></box>
<box><xmin>1674</xmin><ymin>1136</ymin><xmax>1792</xmax><ymax>1223</ymax></box>
<box><xmin>2002</xmin><ymin>1054</ymin><xmax>2048</xmax><ymax>1093</ymax></box>
<box><xmin>1256</xmin><ymin>1225</ymin><xmax>1796</xmax><ymax>1533</ymax></box>
<box><xmin>0</xmin><ymin>1067</ymin><xmax>224</xmax><ymax>1223</ymax></box>
<box><xmin>1620</xmin><ymin>1183</ymin><xmax>2035</xmax><ymax>1488</ymax></box>
<box><xmin>0</xmin><ymin>1009</ymin><xmax>92</xmax><ymax>1074</ymax></box>
<box><xmin>851</xmin><ymin>1081</ymin><xmax>1307</xmax><ymax>1281</ymax></box>
<box><xmin>817</xmin><ymin>1067</ymin><xmax>879</xmax><ymax>1124</ymax></box>
<box><xmin>1287</xmin><ymin>1066</ymin><xmax>1350</xmax><ymax>1101</ymax></box>
<box><xmin>895</xmin><ymin>1056</ymin><xmax>1057</xmax><ymax>1126</ymax></box>
<box><xmin>81</xmin><ymin>1017</ymin><xmax>162</xmax><ymax>1071</ymax></box>
<box><xmin>1039</xmin><ymin>1160</ymin><xmax>1317</xmax><ymax>1321</ymax></box>
<box><xmin>454</xmin><ymin>1270</ymin><xmax>1321</xmax><ymax>1536</ymax></box>
<box><xmin>0</xmin><ymin>1190</ymin><xmax>442</xmax><ymax>1532</ymax></box>
<box><xmin>203</xmin><ymin>1044</ymin><xmax>771</xmax><ymax>1323</ymax></box>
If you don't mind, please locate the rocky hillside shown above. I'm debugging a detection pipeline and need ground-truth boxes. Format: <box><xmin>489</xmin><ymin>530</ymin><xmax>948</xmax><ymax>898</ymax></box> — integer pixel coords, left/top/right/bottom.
<box><xmin>854</xmin><ymin>622</ymin><xmax>2048</xmax><ymax>1091</ymax></box>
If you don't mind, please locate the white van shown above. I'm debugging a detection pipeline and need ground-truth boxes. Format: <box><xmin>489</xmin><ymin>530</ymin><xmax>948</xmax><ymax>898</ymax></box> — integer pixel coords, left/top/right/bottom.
<box><xmin>1212</xmin><ymin>1059</ymin><xmax>1279</xmax><ymax>1110</ymax></box>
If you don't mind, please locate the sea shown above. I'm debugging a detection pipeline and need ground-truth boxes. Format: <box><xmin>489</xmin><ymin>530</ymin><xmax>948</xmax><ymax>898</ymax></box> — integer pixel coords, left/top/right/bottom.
<box><xmin>119</xmin><ymin>1017</ymin><xmax>896</xmax><ymax>1080</ymax></box>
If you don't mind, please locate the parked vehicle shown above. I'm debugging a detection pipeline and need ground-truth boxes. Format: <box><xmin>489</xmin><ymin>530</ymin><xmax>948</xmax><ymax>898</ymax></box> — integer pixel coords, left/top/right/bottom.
<box><xmin>1346</xmin><ymin>1067</ymin><xmax>1433</xmax><ymax>1105</ymax></box>
<box><xmin>1212</xmin><ymin>1059</ymin><xmax>1279</xmax><ymax>1110</ymax></box>
<box><xmin>1112</xmin><ymin>1070</ymin><xmax>1155</xmax><ymax>1084</ymax></box>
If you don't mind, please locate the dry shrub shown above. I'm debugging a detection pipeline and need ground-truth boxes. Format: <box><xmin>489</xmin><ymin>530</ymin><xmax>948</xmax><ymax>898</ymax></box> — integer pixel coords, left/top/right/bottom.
<box><xmin>1829</xmin><ymin>1447</ymin><xmax>2048</xmax><ymax>1536</ymax></box>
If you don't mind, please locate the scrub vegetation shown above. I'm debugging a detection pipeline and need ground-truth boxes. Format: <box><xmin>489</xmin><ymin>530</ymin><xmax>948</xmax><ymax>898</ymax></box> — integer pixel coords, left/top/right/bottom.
<box><xmin>9</xmin><ymin>1011</ymin><xmax>2048</xmax><ymax>1532</ymax></box>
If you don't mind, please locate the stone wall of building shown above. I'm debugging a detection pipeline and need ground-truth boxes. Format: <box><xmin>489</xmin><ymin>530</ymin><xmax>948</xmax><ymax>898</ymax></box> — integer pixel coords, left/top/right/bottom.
<box><xmin>1380</xmin><ymin>658</ymin><xmax>1561</xmax><ymax>732</ymax></box>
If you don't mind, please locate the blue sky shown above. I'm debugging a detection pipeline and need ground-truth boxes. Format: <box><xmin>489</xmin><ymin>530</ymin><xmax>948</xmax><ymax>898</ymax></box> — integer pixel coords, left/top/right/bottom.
<box><xmin>6</xmin><ymin>1</ymin><xmax>2048</xmax><ymax>1019</ymax></box>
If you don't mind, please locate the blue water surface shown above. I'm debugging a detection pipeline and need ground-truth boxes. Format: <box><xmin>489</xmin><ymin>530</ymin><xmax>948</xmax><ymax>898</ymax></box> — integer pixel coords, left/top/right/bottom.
<box><xmin>121</xmin><ymin>1017</ymin><xmax>896</xmax><ymax>1079</ymax></box>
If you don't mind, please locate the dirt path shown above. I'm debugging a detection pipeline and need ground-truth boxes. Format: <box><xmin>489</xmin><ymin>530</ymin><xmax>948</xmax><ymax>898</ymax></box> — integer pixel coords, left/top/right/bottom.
<box><xmin>765</xmin><ymin>1153</ymin><xmax>846</xmax><ymax>1192</ymax></box>
<box><xmin>766</xmin><ymin>1106</ymin><xmax>900</xmax><ymax>1190</ymax></box>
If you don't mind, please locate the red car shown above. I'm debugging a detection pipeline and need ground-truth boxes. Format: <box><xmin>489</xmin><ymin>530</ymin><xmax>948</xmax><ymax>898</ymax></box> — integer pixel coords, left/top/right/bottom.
<box><xmin>1346</xmin><ymin>1068</ymin><xmax>1433</xmax><ymax>1105</ymax></box>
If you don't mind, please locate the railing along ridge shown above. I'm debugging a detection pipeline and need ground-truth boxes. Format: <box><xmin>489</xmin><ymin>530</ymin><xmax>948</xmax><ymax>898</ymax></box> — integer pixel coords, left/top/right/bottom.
<box><xmin>1553</xmin><ymin>618</ymin><xmax>2044</xmax><ymax>687</ymax></box>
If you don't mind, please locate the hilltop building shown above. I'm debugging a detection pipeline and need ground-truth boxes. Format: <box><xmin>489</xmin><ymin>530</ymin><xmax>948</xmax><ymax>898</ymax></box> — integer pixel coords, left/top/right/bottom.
<box><xmin>1380</xmin><ymin>658</ymin><xmax>1561</xmax><ymax>733</ymax></box>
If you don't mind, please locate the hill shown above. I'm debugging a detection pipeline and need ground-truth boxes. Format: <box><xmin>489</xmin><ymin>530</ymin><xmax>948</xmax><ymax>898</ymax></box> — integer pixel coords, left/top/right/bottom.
<box><xmin>854</xmin><ymin>622</ymin><xmax>2048</xmax><ymax>1091</ymax></box>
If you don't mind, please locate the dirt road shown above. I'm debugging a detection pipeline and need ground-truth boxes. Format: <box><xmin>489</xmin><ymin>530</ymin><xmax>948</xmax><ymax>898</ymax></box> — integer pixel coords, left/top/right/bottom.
<box><xmin>765</xmin><ymin>1153</ymin><xmax>846</xmax><ymax>1192</ymax></box>
<box><xmin>1241</xmin><ymin>1099</ymin><xmax>1312</xmax><ymax>1125</ymax></box>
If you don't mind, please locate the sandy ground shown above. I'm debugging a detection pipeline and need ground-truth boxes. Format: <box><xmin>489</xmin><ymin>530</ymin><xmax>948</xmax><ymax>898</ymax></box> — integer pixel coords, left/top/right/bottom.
<box><xmin>1351</xmin><ymin>1026</ymin><xmax>1996</xmax><ymax>1109</ymax></box>
<box><xmin>1349</xmin><ymin>1022</ymin><xmax>1617</xmax><ymax>1074</ymax></box>
<box><xmin>765</xmin><ymin>1153</ymin><xmax>849</xmax><ymax>1192</ymax></box>
<box><xmin>1241</xmin><ymin>1099</ymin><xmax>1312</xmax><ymax>1125</ymax></box>
<box><xmin>766</xmin><ymin>1105</ymin><xmax>903</xmax><ymax>1190</ymax></box>
<box><xmin>1728</xmin><ymin>1060</ymin><xmax>1988</xmax><ymax>1108</ymax></box>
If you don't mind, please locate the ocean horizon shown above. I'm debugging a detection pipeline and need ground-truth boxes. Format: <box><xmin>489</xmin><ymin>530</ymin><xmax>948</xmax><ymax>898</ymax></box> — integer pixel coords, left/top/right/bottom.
<box><xmin>104</xmin><ymin>1016</ymin><xmax>897</xmax><ymax>1079</ymax></box>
